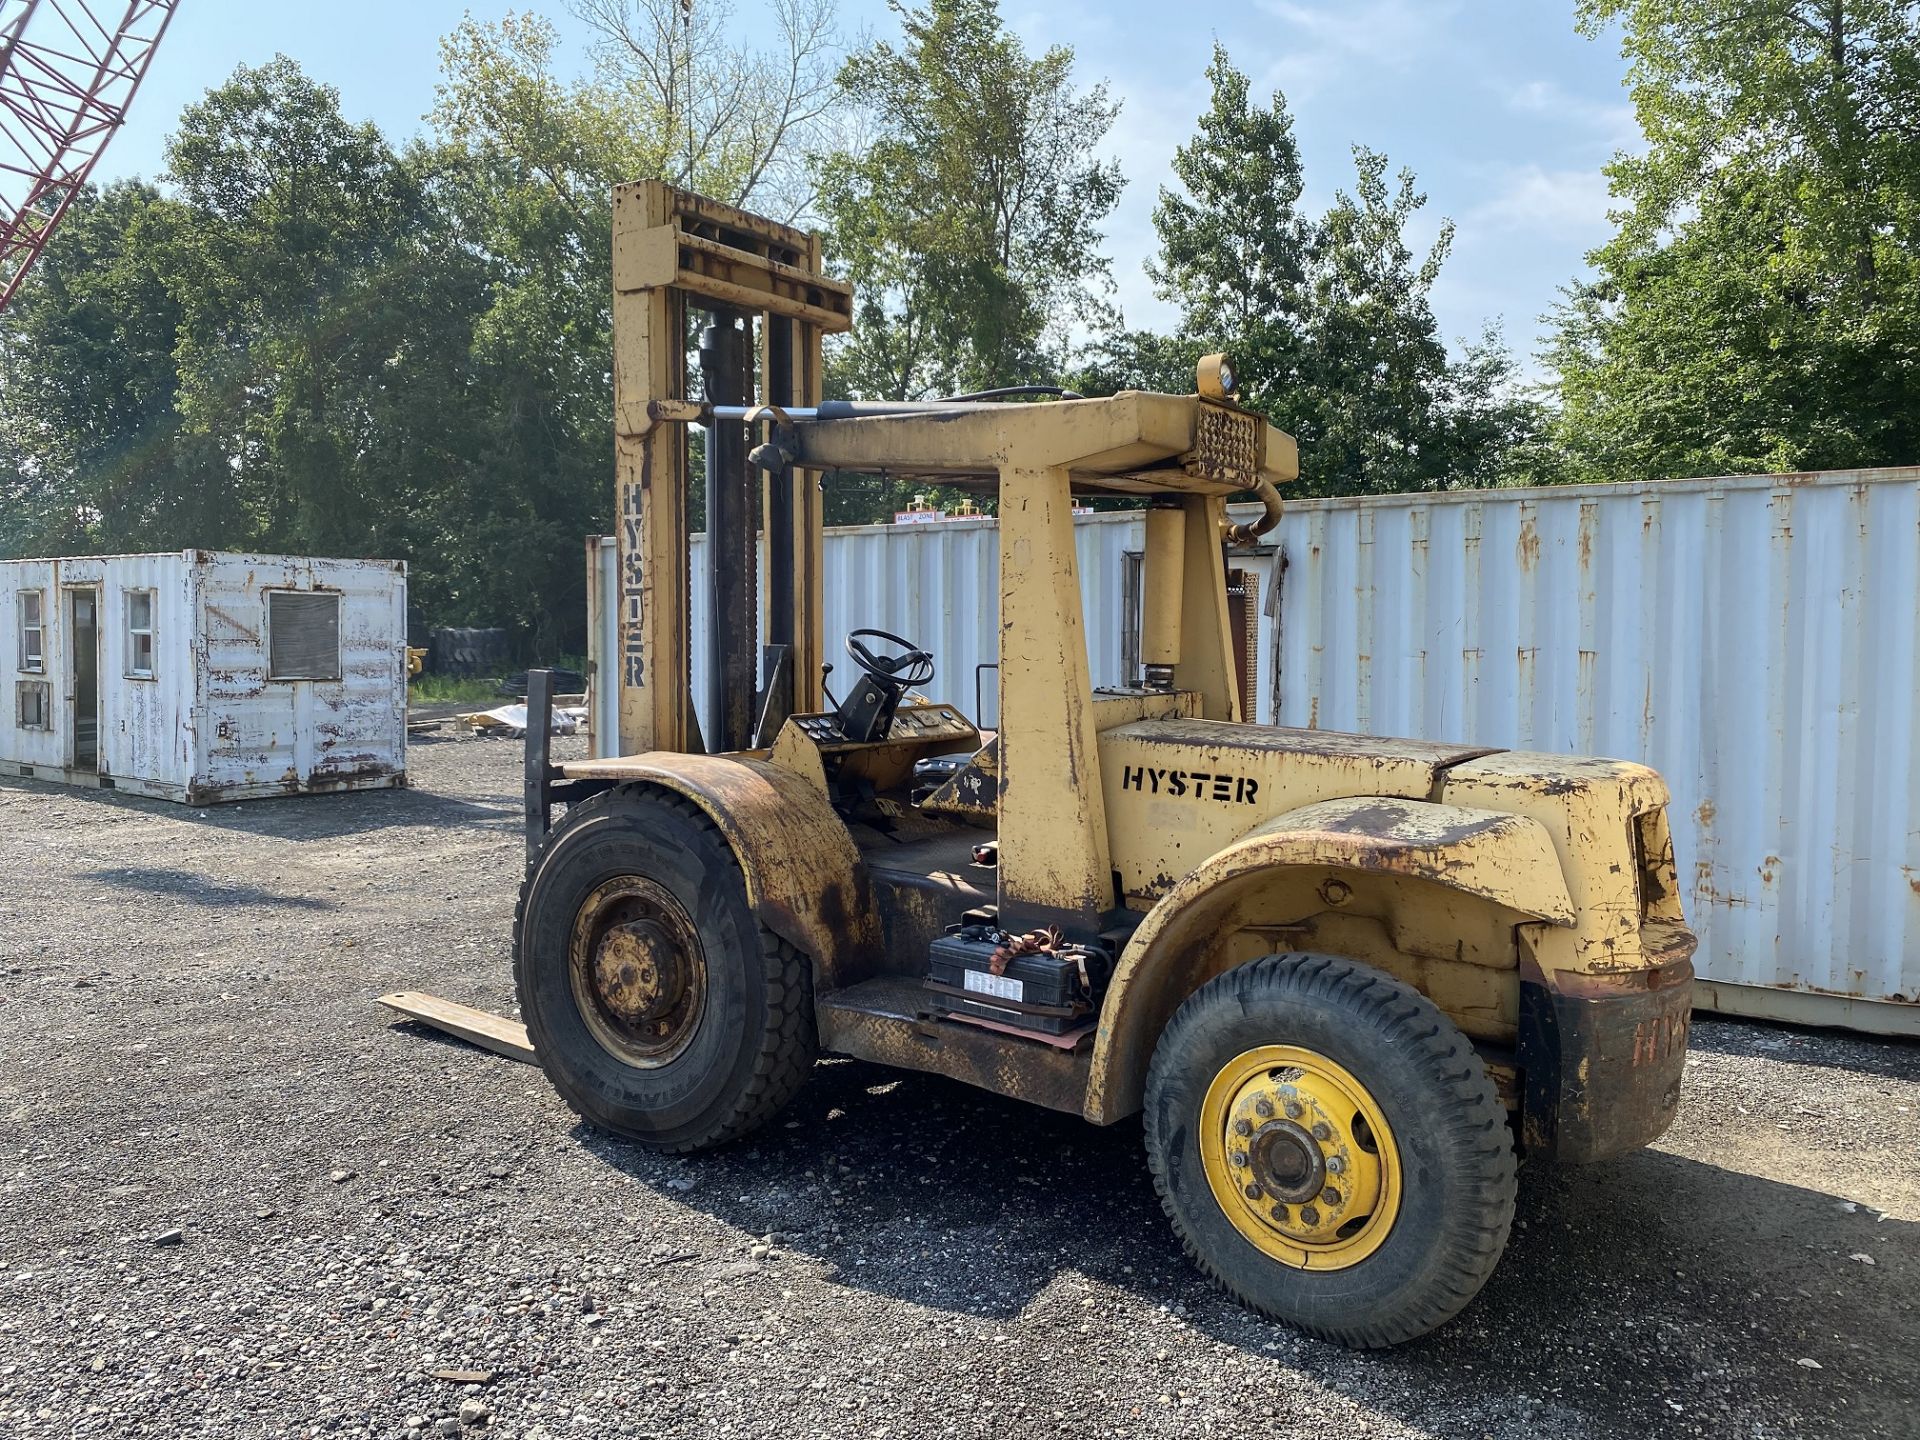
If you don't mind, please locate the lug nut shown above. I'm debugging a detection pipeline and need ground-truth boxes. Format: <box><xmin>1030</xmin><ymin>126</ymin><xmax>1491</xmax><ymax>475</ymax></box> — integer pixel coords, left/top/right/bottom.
<box><xmin>1230</xmin><ymin>1151</ymin><xmax>1249</xmax><ymax>1168</ymax></box>
<box><xmin>1254</xmin><ymin>1097</ymin><xmax>1275</xmax><ymax>1118</ymax></box>
<box><xmin>1300</xmin><ymin>1205</ymin><xmax>1320</xmax><ymax>1226</ymax></box>
<box><xmin>1311</xmin><ymin>1121</ymin><xmax>1332</xmax><ymax>1142</ymax></box>
<box><xmin>1243</xmin><ymin>1182</ymin><xmax>1263</xmax><ymax>1200</ymax></box>
<box><xmin>1326</xmin><ymin>1155</ymin><xmax>1346</xmax><ymax>1175</ymax></box>
<box><xmin>1232</xmin><ymin>1118</ymin><xmax>1252</xmax><ymax>1138</ymax></box>
<box><xmin>1284</xmin><ymin>1100</ymin><xmax>1303</xmax><ymax>1119</ymax></box>
<box><xmin>1269</xmin><ymin>1204</ymin><xmax>1289</xmax><ymax>1222</ymax></box>
<box><xmin>1321</xmin><ymin>1187</ymin><xmax>1341</xmax><ymax>1206</ymax></box>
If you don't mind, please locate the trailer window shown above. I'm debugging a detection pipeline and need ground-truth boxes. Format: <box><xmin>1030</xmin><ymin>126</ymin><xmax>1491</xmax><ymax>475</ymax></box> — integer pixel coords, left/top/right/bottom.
<box><xmin>17</xmin><ymin>680</ymin><xmax>49</xmax><ymax>730</ymax></box>
<box><xmin>18</xmin><ymin>590</ymin><xmax>43</xmax><ymax>672</ymax></box>
<box><xmin>125</xmin><ymin>590</ymin><xmax>155</xmax><ymax>678</ymax></box>
<box><xmin>268</xmin><ymin>591</ymin><xmax>342</xmax><ymax>681</ymax></box>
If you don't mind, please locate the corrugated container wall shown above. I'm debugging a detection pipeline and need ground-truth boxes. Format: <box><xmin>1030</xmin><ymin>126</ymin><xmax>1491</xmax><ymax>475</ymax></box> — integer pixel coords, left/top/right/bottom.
<box><xmin>0</xmin><ymin>550</ymin><xmax>406</xmax><ymax>803</ymax></box>
<box><xmin>1271</xmin><ymin>469</ymin><xmax>1920</xmax><ymax>1035</ymax></box>
<box><xmin>598</xmin><ymin>466</ymin><xmax>1918</xmax><ymax>1035</ymax></box>
<box><xmin>193</xmin><ymin>554</ymin><xmax>408</xmax><ymax>800</ymax></box>
<box><xmin>670</xmin><ymin>512</ymin><xmax>1275</xmax><ymax>738</ymax></box>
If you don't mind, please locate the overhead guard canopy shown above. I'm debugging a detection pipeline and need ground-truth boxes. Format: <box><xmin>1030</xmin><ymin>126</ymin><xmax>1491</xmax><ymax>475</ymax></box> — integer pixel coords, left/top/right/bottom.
<box><xmin>777</xmin><ymin>391</ymin><xmax>1301</xmax><ymax>498</ymax></box>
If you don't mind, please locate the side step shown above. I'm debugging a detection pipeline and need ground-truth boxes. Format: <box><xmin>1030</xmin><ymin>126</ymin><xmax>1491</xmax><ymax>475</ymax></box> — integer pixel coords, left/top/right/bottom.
<box><xmin>815</xmin><ymin>976</ymin><xmax>1092</xmax><ymax>1117</ymax></box>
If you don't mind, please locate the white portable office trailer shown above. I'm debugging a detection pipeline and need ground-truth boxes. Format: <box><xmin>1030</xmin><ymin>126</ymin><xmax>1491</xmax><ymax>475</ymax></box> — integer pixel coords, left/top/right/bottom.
<box><xmin>1</xmin><ymin>550</ymin><xmax>407</xmax><ymax>804</ymax></box>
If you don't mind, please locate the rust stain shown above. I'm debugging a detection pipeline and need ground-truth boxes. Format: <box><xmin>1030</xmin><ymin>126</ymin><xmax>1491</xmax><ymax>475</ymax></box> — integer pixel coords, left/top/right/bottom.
<box><xmin>1516</xmin><ymin>513</ymin><xmax>1541</xmax><ymax>572</ymax></box>
<box><xmin>1695</xmin><ymin>799</ymin><xmax>1716</xmax><ymax>829</ymax></box>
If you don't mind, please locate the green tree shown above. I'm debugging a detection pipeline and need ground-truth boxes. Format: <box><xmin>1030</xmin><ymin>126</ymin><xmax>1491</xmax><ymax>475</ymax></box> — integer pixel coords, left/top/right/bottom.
<box><xmin>1068</xmin><ymin>323</ymin><xmax>1205</xmax><ymax>399</ymax></box>
<box><xmin>1298</xmin><ymin>147</ymin><xmax>1459</xmax><ymax>495</ymax></box>
<box><xmin>428</xmin><ymin>4</ymin><xmax>846</xmax><ymax>639</ymax></box>
<box><xmin>1552</xmin><ymin>0</ymin><xmax>1920</xmax><ymax>478</ymax></box>
<box><xmin>160</xmin><ymin>57</ymin><xmax>464</xmax><ymax>557</ymax></box>
<box><xmin>816</xmin><ymin>0</ymin><xmax>1123</xmax><ymax>401</ymax></box>
<box><xmin>1148</xmin><ymin>43</ymin><xmax>1312</xmax><ymax>416</ymax></box>
<box><xmin>0</xmin><ymin>181</ymin><xmax>211</xmax><ymax>552</ymax></box>
<box><xmin>0</xmin><ymin>63</ymin><xmax>498</xmax><ymax>628</ymax></box>
<box><xmin>1433</xmin><ymin>325</ymin><xmax>1564</xmax><ymax>489</ymax></box>
<box><xmin>1135</xmin><ymin>49</ymin><xmax>1542</xmax><ymax>495</ymax></box>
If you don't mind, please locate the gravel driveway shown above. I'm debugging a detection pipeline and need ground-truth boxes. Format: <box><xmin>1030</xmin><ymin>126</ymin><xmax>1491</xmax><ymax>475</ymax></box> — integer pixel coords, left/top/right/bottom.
<box><xmin>1</xmin><ymin>734</ymin><xmax>1915</xmax><ymax>1439</ymax></box>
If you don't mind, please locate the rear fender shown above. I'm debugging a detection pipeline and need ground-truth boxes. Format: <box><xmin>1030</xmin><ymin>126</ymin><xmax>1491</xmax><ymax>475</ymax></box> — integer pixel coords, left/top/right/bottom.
<box><xmin>558</xmin><ymin>753</ymin><xmax>880</xmax><ymax>989</ymax></box>
<box><xmin>1085</xmin><ymin>797</ymin><xmax>1575</xmax><ymax>1123</ymax></box>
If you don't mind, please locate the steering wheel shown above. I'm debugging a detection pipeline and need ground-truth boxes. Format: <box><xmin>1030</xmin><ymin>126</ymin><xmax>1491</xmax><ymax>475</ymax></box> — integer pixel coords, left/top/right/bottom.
<box><xmin>846</xmin><ymin>628</ymin><xmax>935</xmax><ymax>689</ymax></box>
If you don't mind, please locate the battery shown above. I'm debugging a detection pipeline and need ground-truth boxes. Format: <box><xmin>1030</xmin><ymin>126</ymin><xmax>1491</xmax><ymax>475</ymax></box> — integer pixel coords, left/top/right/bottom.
<box><xmin>924</xmin><ymin>926</ymin><xmax>1094</xmax><ymax>1036</ymax></box>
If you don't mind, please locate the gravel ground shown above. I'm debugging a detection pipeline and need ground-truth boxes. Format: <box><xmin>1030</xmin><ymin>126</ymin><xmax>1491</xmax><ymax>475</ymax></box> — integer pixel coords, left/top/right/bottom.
<box><xmin>1</xmin><ymin>734</ymin><xmax>1915</xmax><ymax>1440</ymax></box>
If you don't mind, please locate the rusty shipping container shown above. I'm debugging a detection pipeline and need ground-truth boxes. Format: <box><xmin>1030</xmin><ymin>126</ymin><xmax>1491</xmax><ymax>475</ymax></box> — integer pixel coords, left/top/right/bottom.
<box><xmin>0</xmin><ymin>550</ymin><xmax>407</xmax><ymax>803</ymax></box>
<box><xmin>1271</xmin><ymin>467</ymin><xmax>1920</xmax><ymax>1038</ymax></box>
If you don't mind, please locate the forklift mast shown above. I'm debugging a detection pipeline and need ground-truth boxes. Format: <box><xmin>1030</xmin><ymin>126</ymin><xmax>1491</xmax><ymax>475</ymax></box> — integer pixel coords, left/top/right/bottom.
<box><xmin>605</xmin><ymin>180</ymin><xmax>1292</xmax><ymax>940</ymax></box>
<box><xmin>611</xmin><ymin>180</ymin><xmax>853</xmax><ymax>757</ymax></box>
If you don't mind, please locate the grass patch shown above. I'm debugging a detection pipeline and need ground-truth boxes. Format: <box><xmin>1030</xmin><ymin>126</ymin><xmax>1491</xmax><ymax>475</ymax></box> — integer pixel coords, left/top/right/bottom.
<box><xmin>409</xmin><ymin>674</ymin><xmax>502</xmax><ymax>705</ymax></box>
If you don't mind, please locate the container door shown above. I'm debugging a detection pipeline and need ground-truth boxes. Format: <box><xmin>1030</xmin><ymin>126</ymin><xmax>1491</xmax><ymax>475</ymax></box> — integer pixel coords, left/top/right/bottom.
<box><xmin>68</xmin><ymin>588</ymin><xmax>99</xmax><ymax>771</ymax></box>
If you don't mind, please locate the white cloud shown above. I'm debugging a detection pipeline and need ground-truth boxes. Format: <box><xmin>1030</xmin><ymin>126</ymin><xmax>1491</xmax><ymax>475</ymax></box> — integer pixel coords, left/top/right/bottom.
<box><xmin>1470</xmin><ymin>164</ymin><xmax>1615</xmax><ymax>237</ymax></box>
<box><xmin>1505</xmin><ymin>77</ymin><xmax>1638</xmax><ymax>150</ymax></box>
<box><xmin>1089</xmin><ymin>70</ymin><xmax>1210</xmax><ymax>332</ymax></box>
<box><xmin>1259</xmin><ymin>0</ymin><xmax>1466</xmax><ymax>94</ymax></box>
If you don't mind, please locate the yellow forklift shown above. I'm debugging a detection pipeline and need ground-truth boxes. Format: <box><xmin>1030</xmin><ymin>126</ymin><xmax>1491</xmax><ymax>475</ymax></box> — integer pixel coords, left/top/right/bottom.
<box><xmin>515</xmin><ymin>182</ymin><xmax>1695</xmax><ymax>1347</ymax></box>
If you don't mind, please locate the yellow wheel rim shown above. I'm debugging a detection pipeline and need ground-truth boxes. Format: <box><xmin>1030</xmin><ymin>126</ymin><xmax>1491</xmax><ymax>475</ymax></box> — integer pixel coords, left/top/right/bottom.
<box><xmin>1198</xmin><ymin>1045</ymin><xmax>1401</xmax><ymax>1271</ymax></box>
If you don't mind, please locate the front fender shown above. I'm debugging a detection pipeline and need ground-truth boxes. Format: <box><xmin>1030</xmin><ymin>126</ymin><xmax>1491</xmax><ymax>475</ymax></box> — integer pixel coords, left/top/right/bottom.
<box><xmin>559</xmin><ymin>752</ymin><xmax>880</xmax><ymax>989</ymax></box>
<box><xmin>1085</xmin><ymin>796</ymin><xmax>1575</xmax><ymax>1123</ymax></box>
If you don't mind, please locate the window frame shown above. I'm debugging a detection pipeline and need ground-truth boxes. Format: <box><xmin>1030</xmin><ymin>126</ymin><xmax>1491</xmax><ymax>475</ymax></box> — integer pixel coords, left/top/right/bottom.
<box><xmin>125</xmin><ymin>589</ymin><xmax>157</xmax><ymax>680</ymax></box>
<box><xmin>265</xmin><ymin>589</ymin><xmax>344</xmax><ymax>683</ymax></box>
<box><xmin>17</xmin><ymin>589</ymin><xmax>44</xmax><ymax>674</ymax></box>
<box><xmin>16</xmin><ymin>678</ymin><xmax>50</xmax><ymax>730</ymax></box>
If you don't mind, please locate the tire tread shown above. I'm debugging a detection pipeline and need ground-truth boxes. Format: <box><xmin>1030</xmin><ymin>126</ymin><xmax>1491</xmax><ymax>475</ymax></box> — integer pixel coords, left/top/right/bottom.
<box><xmin>513</xmin><ymin>785</ymin><xmax>816</xmax><ymax>1153</ymax></box>
<box><xmin>1143</xmin><ymin>952</ymin><xmax>1516</xmax><ymax>1348</ymax></box>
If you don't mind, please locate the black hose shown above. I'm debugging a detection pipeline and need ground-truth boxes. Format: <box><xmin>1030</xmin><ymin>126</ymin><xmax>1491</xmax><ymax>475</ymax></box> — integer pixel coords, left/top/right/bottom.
<box><xmin>938</xmin><ymin>384</ymin><xmax>1086</xmax><ymax>402</ymax></box>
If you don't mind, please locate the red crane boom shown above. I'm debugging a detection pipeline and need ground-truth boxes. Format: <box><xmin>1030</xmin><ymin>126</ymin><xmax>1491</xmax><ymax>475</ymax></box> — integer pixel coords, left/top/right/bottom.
<box><xmin>0</xmin><ymin>0</ymin><xmax>179</xmax><ymax>311</ymax></box>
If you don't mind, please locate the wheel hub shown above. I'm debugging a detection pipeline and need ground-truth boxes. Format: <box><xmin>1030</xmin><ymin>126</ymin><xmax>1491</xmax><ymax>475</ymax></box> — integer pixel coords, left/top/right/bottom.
<box><xmin>568</xmin><ymin>877</ymin><xmax>707</xmax><ymax>1067</ymax></box>
<box><xmin>1247</xmin><ymin>1119</ymin><xmax>1326</xmax><ymax>1204</ymax></box>
<box><xmin>1201</xmin><ymin>1045</ymin><xmax>1401</xmax><ymax>1271</ymax></box>
<box><xmin>593</xmin><ymin>919</ymin><xmax>687</xmax><ymax>1025</ymax></box>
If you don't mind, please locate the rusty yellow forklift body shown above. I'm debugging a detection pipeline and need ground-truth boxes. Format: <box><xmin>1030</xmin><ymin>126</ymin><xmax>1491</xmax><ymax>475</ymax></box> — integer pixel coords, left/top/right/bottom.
<box><xmin>514</xmin><ymin>182</ymin><xmax>1695</xmax><ymax>1348</ymax></box>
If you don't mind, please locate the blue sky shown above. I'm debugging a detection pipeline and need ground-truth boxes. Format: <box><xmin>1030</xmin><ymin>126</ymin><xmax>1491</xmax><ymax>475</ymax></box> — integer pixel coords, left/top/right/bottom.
<box><xmin>98</xmin><ymin>0</ymin><xmax>1639</xmax><ymax>370</ymax></box>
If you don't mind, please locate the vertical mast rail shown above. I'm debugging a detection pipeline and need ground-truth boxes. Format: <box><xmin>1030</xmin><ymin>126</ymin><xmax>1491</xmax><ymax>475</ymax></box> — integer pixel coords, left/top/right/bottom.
<box><xmin>609</xmin><ymin>180</ymin><xmax>850</xmax><ymax>758</ymax></box>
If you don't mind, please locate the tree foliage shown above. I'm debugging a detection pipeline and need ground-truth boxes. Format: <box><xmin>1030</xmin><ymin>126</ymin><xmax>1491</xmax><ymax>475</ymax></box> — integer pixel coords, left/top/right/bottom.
<box><xmin>815</xmin><ymin>0</ymin><xmax>1123</xmax><ymax>401</ymax></box>
<box><xmin>22</xmin><ymin>0</ymin><xmax>1907</xmax><ymax>651</ymax></box>
<box><xmin>1551</xmin><ymin>0</ymin><xmax>1920</xmax><ymax>478</ymax></box>
<box><xmin>1113</xmin><ymin>48</ymin><xmax>1545</xmax><ymax>495</ymax></box>
<box><xmin>0</xmin><ymin>180</ymin><xmax>199</xmax><ymax>553</ymax></box>
<box><xmin>1148</xmin><ymin>44</ymin><xmax>1312</xmax><ymax>416</ymax></box>
<box><xmin>1</xmin><ymin>62</ymin><xmax>483</xmax><ymax>576</ymax></box>
<box><xmin>0</xmin><ymin>2</ymin><xmax>844</xmax><ymax>652</ymax></box>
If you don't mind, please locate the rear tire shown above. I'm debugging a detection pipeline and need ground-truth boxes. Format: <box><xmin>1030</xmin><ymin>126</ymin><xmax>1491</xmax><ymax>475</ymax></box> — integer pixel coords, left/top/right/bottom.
<box><xmin>513</xmin><ymin>786</ymin><xmax>815</xmax><ymax>1151</ymax></box>
<box><xmin>1144</xmin><ymin>953</ymin><xmax>1515</xmax><ymax>1347</ymax></box>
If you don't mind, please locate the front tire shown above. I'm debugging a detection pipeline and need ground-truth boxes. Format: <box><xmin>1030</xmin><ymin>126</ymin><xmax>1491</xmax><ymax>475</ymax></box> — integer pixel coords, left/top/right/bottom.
<box><xmin>513</xmin><ymin>786</ymin><xmax>815</xmax><ymax>1152</ymax></box>
<box><xmin>1144</xmin><ymin>953</ymin><xmax>1515</xmax><ymax>1347</ymax></box>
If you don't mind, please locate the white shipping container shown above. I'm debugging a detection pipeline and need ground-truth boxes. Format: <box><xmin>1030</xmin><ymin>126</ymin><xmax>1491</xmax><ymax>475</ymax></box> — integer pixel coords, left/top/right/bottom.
<box><xmin>1270</xmin><ymin>468</ymin><xmax>1920</xmax><ymax>1037</ymax></box>
<box><xmin>0</xmin><ymin>550</ymin><xmax>407</xmax><ymax>803</ymax></box>
<box><xmin>576</xmin><ymin>510</ymin><xmax>1282</xmax><ymax>756</ymax></box>
<box><xmin>596</xmin><ymin>465</ymin><xmax>1920</xmax><ymax>1036</ymax></box>
<box><xmin>666</xmin><ymin>510</ymin><xmax>1275</xmax><ymax>738</ymax></box>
